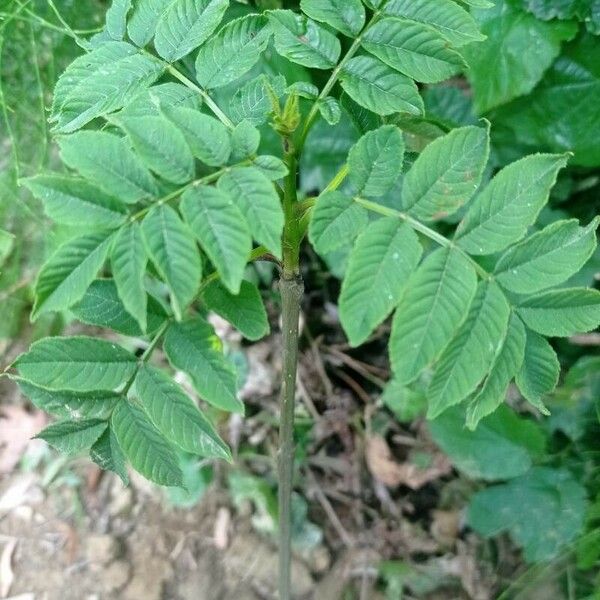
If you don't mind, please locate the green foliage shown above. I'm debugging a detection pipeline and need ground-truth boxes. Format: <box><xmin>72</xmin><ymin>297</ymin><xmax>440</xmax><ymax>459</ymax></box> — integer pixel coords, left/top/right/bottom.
<box><xmin>468</xmin><ymin>467</ymin><xmax>588</xmax><ymax>562</ymax></box>
<box><xmin>8</xmin><ymin>4</ymin><xmax>600</xmax><ymax>578</ymax></box>
<box><xmin>430</xmin><ymin>405</ymin><xmax>545</xmax><ymax>480</ymax></box>
<box><xmin>464</xmin><ymin>0</ymin><xmax>577</xmax><ymax>113</ymax></box>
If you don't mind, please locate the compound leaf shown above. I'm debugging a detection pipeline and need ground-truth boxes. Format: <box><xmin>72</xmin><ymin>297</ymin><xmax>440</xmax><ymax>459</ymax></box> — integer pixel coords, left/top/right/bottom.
<box><xmin>456</xmin><ymin>153</ymin><xmax>569</xmax><ymax>255</ymax></box>
<box><xmin>112</xmin><ymin>400</ymin><xmax>184</xmax><ymax>487</ymax></box>
<box><xmin>390</xmin><ymin>247</ymin><xmax>477</xmax><ymax>385</ymax></box>
<box><xmin>180</xmin><ymin>185</ymin><xmax>251</xmax><ymax>294</ymax></box>
<box><xmin>348</xmin><ymin>125</ymin><xmax>405</xmax><ymax>198</ymax></box>
<box><xmin>13</xmin><ymin>336</ymin><xmax>138</xmax><ymax>392</ymax></box>
<box><xmin>340</xmin><ymin>55</ymin><xmax>424</xmax><ymax>116</ymax></box>
<box><xmin>339</xmin><ymin>218</ymin><xmax>422</xmax><ymax>347</ymax></box>
<box><xmin>141</xmin><ymin>205</ymin><xmax>202</xmax><ymax>320</ymax></box>
<box><xmin>135</xmin><ymin>364</ymin><xmax>231</xmax><ymax>460</ymax></box>
<box><xmin>164</xmin><ymin>317</ymin><xmax>243</xmax><ymax>413</ymax></box>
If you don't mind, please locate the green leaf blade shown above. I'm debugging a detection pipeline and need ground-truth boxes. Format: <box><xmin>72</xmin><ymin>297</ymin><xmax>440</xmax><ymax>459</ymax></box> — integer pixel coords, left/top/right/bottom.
<box><xmin>517</xmin><ymin>288</ymin><xmax>600</xmax><ymax>337</ymax></box>
<box><xmin>23</xmin><ymin>175</ymin><xmax>127</xmax><ymax>229</ymax></box>
<box><xmin>308</xmin><ymin>191</ymin><xmax>368</xmax><ymax>255</ymax></box>
<box><xmin>494</xmin><ymin>218</ymin><xmax>599</xmax><ymax>294</ymax></box>
<box><xmin>164</xmin><ymin>318</ymin><xmax>243</xmax><ymax>413</ymax></box>
<box><xmin>340</xmin><ymin>55</ymin><xmax>424</xmax><ymax>117</ymax></box>
<box><xmin>36</xmin><ymin>419</ymin><xmax>108</xmax><ymax>454</ymax></box>
<box><xmin>427</xmin><ymin>281</ymin><xmax>511</xmax><ymax>418</ymax></box>
<box><xmin>300</xmin><ymin>0</ymin><xmax>365</xmax><ymax>37</ymax></box>
<box><xmin>154</xmin><ymin>0</ymin><xmax>229</xmax><ymax>62</ymax></box>
<box><xmin>195</xmin><ymin>15</ymin><xmax>272</xmax><ymax>89</ymax></box>
<box><xmin>112</xmin><ymin>400</ymin><xmax>184</xmax><ymax>487</ymax></box>
<box><xmin>456</xmin><ymin>153</ymin><xmax>569</xmax><ymax>255</ymax></box>
<box><xmin>383</xmin><ymin>0</ymin><xmax>485</xmax><ymax>47</ymax></box>
<box><xmin>348</xmin><ymin>125</ymin><xmax>405</xmax><ymax>198</ymax></box>
<box><xmin>515</xmin><ymin>328</ymin><xmax>559</xmax><ymax>412</ymax></box>
<box><xmin>339</xmin><ymin>218</ymin><xmax>423</xmax><ymax>347</ymax></box>
<box><xmin>466</xmin><ymin>313</ymin><xmax>527</xmax><ymax>429</ymax></box>
<box><xmin>58</xmin><ymin>131</ymin><xmax>158</xmax><ymax>204</ymax></box>
<box><xmin>141</xmin><ymin>205</ymin><xmax>202</xmax><ymax>320</ymax></box>
<box><xmin>90</xmin><ymin>428</ymin><xmax>129</xmax><ymax>485</ymax></box>
<box><xmin>32</xmin><ymin>231</ymin><xmax>114</xmax><ymax>320</ymax></box>
<box><xmin>162</xmin><ymin>106</ymin><xmax>231</xmax><ymax>167</ymax></box>
<box><xmin>135</xmin><ymin>364</ymin><xmax>232</xmax><ymax>460</ymax></box>
<box><xmin>114</xmin><ymin>114</ymin><xmax>195</xmax><ymax>184</ymax></box>
<box><xmin>402</xmin><ymin>125</ymin><xmax>489</xmax><ymax>221</ymax></box>
<box><xmin>51</xmin><ymin>41</ymin><xmax>164</xmax><ymax>133</ymax></box>
<box><xmin>202</xmin><ymin>280</ymin><xmax>269</xmax><ymax>341</ymax></box>
<box><xmin>112</xmin><ymin>223</ymin><xmax>149</xmax><ymax>332</ymax></box>
<box><xmin>390</xmin><ymin>247</ymin><xmax>478</xmax><ymax>385</ymax></box>
<box><xmin>269</xmin><ymin>10</ymin><xmax>341</xmax><ymax>70</ymax></box>
<box><xmin>362</xmin><ymin>17</ymin><xmax>466</xmax><ymax>84</ymax></box>
<box><xmin>217</xmin><ymin>167</ymin><xmax>283</xmax><ymax>259</ymax></box>
<box><xmin>180</xmin><ymin>185</ymin><xmax>252</xmax><ymax>294</ymax></box>
<box><xmin>13</xmin><ymin>336</ymin><xmax>138</xmax><ymax>392</ymax></box>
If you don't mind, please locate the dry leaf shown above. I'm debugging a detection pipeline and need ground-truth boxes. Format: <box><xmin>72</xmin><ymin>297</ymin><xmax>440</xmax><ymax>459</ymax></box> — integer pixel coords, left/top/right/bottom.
<box><xmin>365</xmin><ymin>435</ymin><xmax>452</xmax><ymax>490</ymax></box>
<box><xmin>431</xmin><ymin>510</ymin><xmax>460</xmax><ymax>547</ymax></box>
<box><xmin>0</xmin><ymin>474</ymin><xmax>42</xmax><ymax>518</ymax></box>
<box><xmin>0</xmin><ymin>539</ymin><xmax>17</xmax><ymax>598</ymax></box>
<box><xmin>0</xmin><ymin>406</ymin><xmax>47</xmax><ymax>474</ymax></box>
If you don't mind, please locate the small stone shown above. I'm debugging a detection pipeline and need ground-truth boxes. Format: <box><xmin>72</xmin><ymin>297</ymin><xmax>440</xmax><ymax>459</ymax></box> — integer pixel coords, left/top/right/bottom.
<box><xmin>85</xmin><ymin>534</ymin><xmax>120</xmax><ymax>565</ymax></box>
<box><xmin>308</xmin><ymin>545</ymin><xmax>331</xmax><ymax>575</ymax></box>
<box><xmin>109</xmin><ymin>486</ymin><xmax>133</xmax><ymax>517</ymax></box>
<box><xmin>104</xmin><ymin>559</ymin><xmax>131</xmax><ymax>592</ymax></box>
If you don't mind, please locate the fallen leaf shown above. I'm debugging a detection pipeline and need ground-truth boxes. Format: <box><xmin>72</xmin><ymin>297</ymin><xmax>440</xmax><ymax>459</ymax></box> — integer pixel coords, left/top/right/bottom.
<box><xmin>365</xmin><ymin>435</ymin><xmax>452</xmax><ymax>490</ymax></box>
<box><xmin>0</xmin><ymin>406</ymin><xmax>47</xmax><ymax>474</ymax></box>
<box><xmin>0</xmin><ymin>538</ymin><xmax>17</xmax><ymax>598</ymax></box>
<box><xmin>430</xmin><ymin>510</ymin><xmax>460</xmax><ymax>547</ymax></box>
<box><xmin>0</xmin><ymin>474</ymin><xmax>43</xmax><ymax>518</ymax></box>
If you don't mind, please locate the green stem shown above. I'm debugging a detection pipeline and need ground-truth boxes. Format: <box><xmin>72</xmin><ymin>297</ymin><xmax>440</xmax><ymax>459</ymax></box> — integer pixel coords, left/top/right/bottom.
<box><xmin>277</xmin><ymin>274</ymin><xmax>303</xmax><ymax>600</ymax></box>
<box><xmin>354</xmin><ymin>197</ymin><xmax>491</xmax><ymax>279</ymax></box>
<box><xmin>282</xmin><ymin>141</ymin><xmax>300</xmax><ymax>278</ymax></box>
<box><xmin>129</xmin><ymin>161</ymin><xmax>251</xmax><ymax>222</ymax></box>
<box><xmin>296</xmin><ymin>11</ymin><xmax>382</xmax><ymax>154</ymax></box>
<box><xmin>166</xmin><ymin>65</ymin><xmax>235</xmax><ymax>130</ymax></box>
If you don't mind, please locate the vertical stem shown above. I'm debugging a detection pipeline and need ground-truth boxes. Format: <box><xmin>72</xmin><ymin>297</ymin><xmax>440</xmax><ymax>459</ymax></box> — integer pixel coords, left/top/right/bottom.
<box><xmin>278</xmin><ymin>275</ymin><xmax>303</xmax><ymax>600</ymax></box>
<box><xmin>278</xmin><ymin>135</ymin><xmax>303</xmax><ymax>600</ymax></box>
